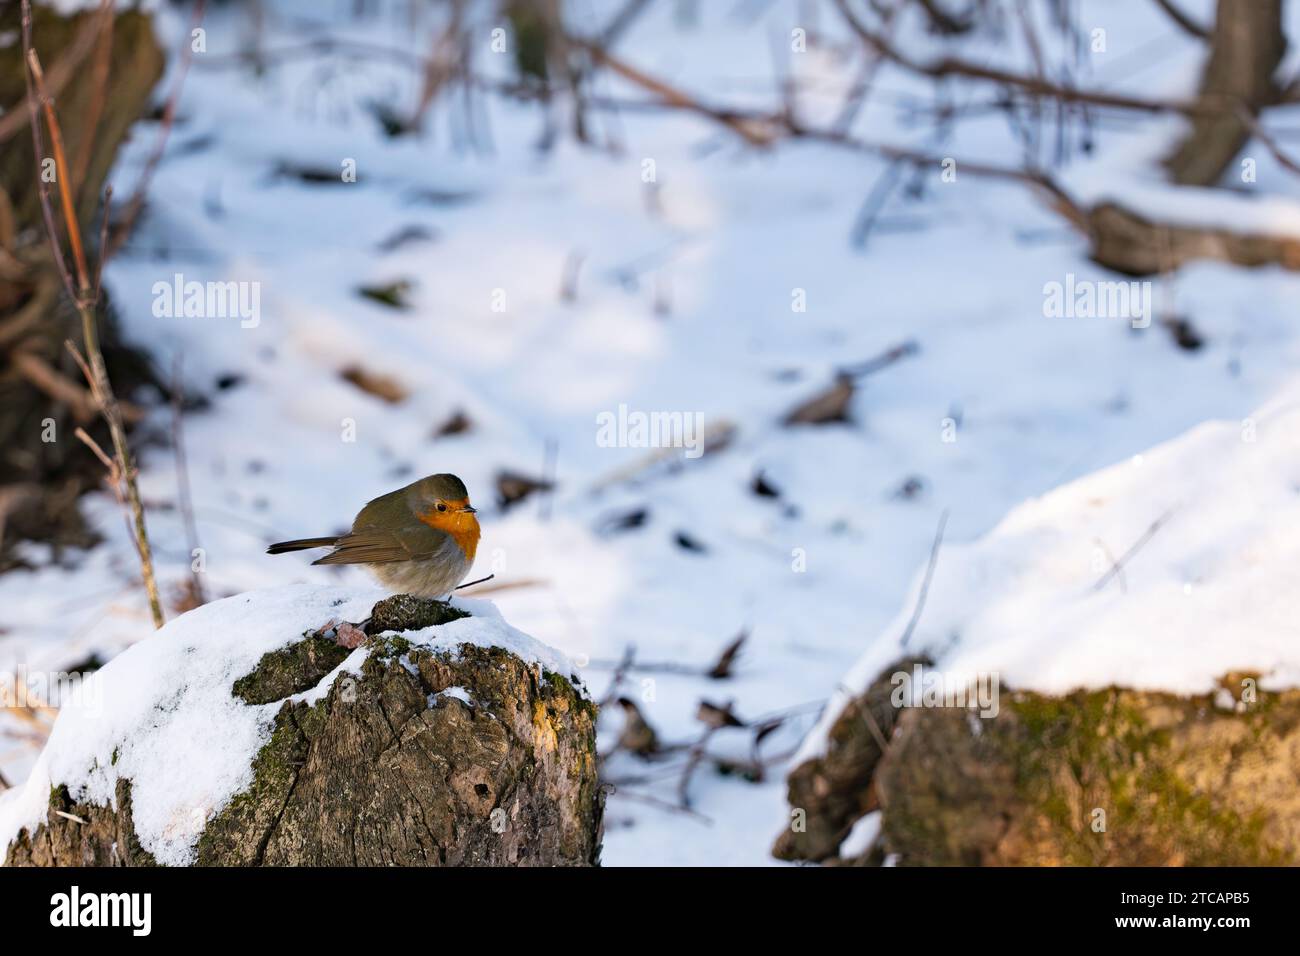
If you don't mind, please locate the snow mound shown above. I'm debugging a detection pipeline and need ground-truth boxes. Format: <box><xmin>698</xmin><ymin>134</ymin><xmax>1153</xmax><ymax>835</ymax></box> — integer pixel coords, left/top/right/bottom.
<box><xmin>0</xmin><ymin>584</ymin><xmax>582</xmax><ymax>866</ymax></box>
<box><xmin>800</xmin><ymin>388</ymin><xmax>1300</xmax><ymax>762</ymax></box>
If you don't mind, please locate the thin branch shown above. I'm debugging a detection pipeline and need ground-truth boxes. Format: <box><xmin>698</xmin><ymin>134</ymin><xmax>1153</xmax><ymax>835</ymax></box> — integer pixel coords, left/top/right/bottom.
<box><xmin>1092</xmin><ymin>508</ymin><xmax>1178</xmax><ymax>594</ymax></box>
<box><xmin>607</xmin><ymin>785</ymin><xmax>714</xmax><ymax>823</ymax></box>
<box><xmin>597</xmin><ymin>0</ymin><xmax>656</xmax><ymax>48</ymax></box>
<box><xmin>19</xmin><ymin>0</ymin><xmax>75</xmax><ymax>299</ymax></box>
<box><xmin>10</xmin><ymin>349</ymin><xmax>100</xmax><ymax>423</ymax></box>
<box><xmin>92</xmin><ymin>185</ymin><xmax>112</xmax><ymax>303</ymax></box>
<box><xmin>572</xmin><ymin>37</ymin><xmax>783</xmax><ymax>145</ymax></box>
<box><xmin>26</xmin><ymin>49</ymin><xmax>90</xmax><ymax>292</ymax></box>
<box><xmin>107</xmin><ymin>0</ymin><xmax>207</xmax><ymax>257</ymax></box>
<box><xmin>569</xmin><ymin>32</ymin><xmax>1080</xmax><ymax>212</ymax></box>
<box><xmin>899</xmin><ymin>508</ymin><xmax>949</xmax><ymax>649</ymax></box>
<box><xmin>676</xmin><ymin>726</ymin><xmax>720</xmax><ymax>809</ymax></box>
<box><xmin>23</xmin><ymin>0</ymin><xmax>164</xmax><ymax>629</ymax></box>
<box><xmin>69</xmin><ymin>0</ymin><xmax>115</xmax><ymax>193</ymax></box>
<box><xmin>74</xmin><ymin>426</ymin><xmax>116</xmax><ymax>475</ymax></box>
<box><xmin>1151</xmin><ymin>0</ymin><xmax>1210</xmax><ymax>40</ymax></box>
<box><xmin>1092</xmin><ymin>537</ymin><xmax>1127</xmax><ymax>595</ymax></box>
<box><xmin>171</xmin><ymin>356</ymin><xmax>206</xmax><ymax>607</ymax></box>
<box><xmin>839</xmin><ymin>682</ymin><xmax>891</xmax><ymax>754</ymax></box>
<box><xmin>1234</xmin><ymin>106</ymin><xmax>1300</xmax><ymax>177</ymax></box>
<box><xmin>838</xmin><ymin>339</ymin><xmax>919</xmax><ymax>379</ymax></box>
<box><xmin>0</xmin><ymin>5</ymin><xmax>103</xmax><ymax>144</ymax></box>
<box><xmin>832</xmin><ymin>0</ymin><xmax>1210</xmax><ymax>116</ymax></box>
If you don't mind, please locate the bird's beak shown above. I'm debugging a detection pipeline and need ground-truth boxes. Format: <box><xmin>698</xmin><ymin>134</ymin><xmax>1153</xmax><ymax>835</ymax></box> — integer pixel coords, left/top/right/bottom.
<box><xmin>460</xmin><ymin>505</ymin><xmax>477</xmax><ymax>514</ymax></box>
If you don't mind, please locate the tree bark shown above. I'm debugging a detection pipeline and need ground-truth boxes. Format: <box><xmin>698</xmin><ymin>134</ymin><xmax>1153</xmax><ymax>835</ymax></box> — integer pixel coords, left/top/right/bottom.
<box><xmin>1164</xmin><ymin>0</ymin><xmax>1286</xmax><ymax>186</ymax></box>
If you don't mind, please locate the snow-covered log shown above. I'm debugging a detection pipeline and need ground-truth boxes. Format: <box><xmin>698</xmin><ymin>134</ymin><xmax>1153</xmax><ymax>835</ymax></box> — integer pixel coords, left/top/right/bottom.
<box><xmin>775</xmin><ymin>389</ymin><xmax>1300</xmax><ymax>865</ymax></box>
<box><xmin>0</xmin><ymin>587</ymin><xmax>603</xmax><ymax>866</ymax></box>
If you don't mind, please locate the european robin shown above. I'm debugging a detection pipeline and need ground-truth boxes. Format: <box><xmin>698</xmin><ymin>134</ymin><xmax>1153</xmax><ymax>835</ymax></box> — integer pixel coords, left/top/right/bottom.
<box><xmin>267</xmin><ymin>473</ymin><xmax>480</xmax><ymax>599</ymax></box>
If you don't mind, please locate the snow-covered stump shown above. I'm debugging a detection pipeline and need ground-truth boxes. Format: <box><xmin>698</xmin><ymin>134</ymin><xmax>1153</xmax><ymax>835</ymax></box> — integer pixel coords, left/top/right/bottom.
<box><xmin>0</xmin><ymin>587</ymin><xmax>602</xmax><ymax>866</ymax></box>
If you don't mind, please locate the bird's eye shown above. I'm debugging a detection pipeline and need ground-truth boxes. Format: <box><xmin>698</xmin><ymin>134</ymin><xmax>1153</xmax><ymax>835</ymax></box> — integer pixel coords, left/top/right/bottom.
<box><xmin>435</xmin><ymin>502</ymin><xmax>447</xmax><ymax>512</ymax></box>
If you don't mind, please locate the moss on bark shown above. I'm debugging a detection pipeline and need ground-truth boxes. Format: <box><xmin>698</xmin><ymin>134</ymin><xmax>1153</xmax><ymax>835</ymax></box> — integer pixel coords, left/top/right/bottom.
<box><xmin>776</xmin><ymin>660</ymin><xmax>1300</xmax><ymax>866</ymax></box>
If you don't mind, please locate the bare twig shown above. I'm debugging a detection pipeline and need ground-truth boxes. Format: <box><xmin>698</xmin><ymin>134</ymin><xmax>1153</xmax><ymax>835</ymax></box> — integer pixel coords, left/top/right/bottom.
<box><xmin>69</xmin><ymin>0</ymin><xmax>115</xmax><ymax>193</ymax></box>
<box><xmin>9</xmin><ymin>350</ymin><xmax>99</xmax><ymax>422</ymax></box>
<box><xmin>848</xmin><ymin>157</ymin><xmax>907</xmax><ymax>248</ymax></box>
<box><xmin>589</xmin><ymin>420</ymin><xmax>737</xmax><ymax>493</ymax></box>
<box><xmin>92</xmin><ymin>185</ymin><xmax>112</xmax><ymax>303</ymax></box>
<box><xmin>899</xmin><ymin>508</ymin><xmax>949</xmax><ymax>649</ymax></box>
<box><xmin>607</xmin><ymin>785</ymin><xmax>714</xmax><ymax>823</ymax></box>
<box><xmin>23</xmin><ymin>0</ymin><xmax>164</xmax><ymax>628</ymax></box>
<box><xmin>831</xmin><ymin>0</ymin><xmax>1211</xmax><ymax>117</ymax></box>
<box><xmin>573</xmin><ymin>38</ymin><xmax>783</xmax><ymax>145</ymax></box>
<box><xmin>20</xmin><ymin>2</ymin><xmax>74</xmax><ymax>297</ymax></box>
<box><xmin>1092</xmin><ymin>538</ymin><xmax>1127</xmax><ymax>595</ymax></box>
<box><xmin>1151</xmin><ymin>0</ymin><xmax>1210</xmax><ymax>39</ymax></box>
<box><xmin>107</xmin><ymin>0</ymin><xmax>207</xmax><ymax>257</ymax></box>
<box><xmin>27</xmin><ymin>51</ymin><xmax>89</xmax><ymax>289</ymax></box>
<box><xmin>451</xmin><ymin>576</ymin><xmax>545</xmax><ymax>595</ymax></box>
<box><xmin>676</xmin><ymin>726</ymin><xmax>719</xmax><ymax>809</ymax></box>
<box><xmin>916</xmin><ymin>0</ymin><xmax>976</xmax><ymax>35</ymax></box>
<box><xmin>171</xmin><ymin>356</ymin><xmax>206</xmax><ymax>607</ymax></box>
<box><xmin>570</xmin><ymin>32</ymin><xmax>1080</xmax><ymax>214</ymax></box>
<box><xmin>596</xmin><ymin>0</ymin><xmax>655</xmax><ymax>48</ymax></box>
<box><xmin>596</xmin><ymin>645</ymin><xmax>637</xmax><ymax>710</ymax></box>
<box><xmin>0</xmin><ymin>5</ymin><xmax>103</xmax><ymax>144</ymax></box>
<box><xmin>1092</xmin><ymin>508</ymin><xmax>1178</xmax><ymax>594</ymax></box>
<box><xmin>838</xmin><ymin>339</ymin><xmax>919</xmax><ymax>378</ymax></box>
<box><xmin>839</xmin><ymin>682</ymin><xmax>891</xmax><ymax>754</ymax></box>
<box><xmin>404</xmin><ymin>0</ymin><xmax>466</xmax><ymax>134</ymax></box>
<box><xmin>74</xmin><ymin>426</ymin><xmax>117</xmax><ymax>477</ymax></box>
<box><xmin>587</xmin><ymin>656</ymin><xmax>710</xmax><ymax>675</ymax></box>
<box><xmin>1233</xmin><ymin>106</ymin><xmax>1300</xmax><ymax>177</ymax></box>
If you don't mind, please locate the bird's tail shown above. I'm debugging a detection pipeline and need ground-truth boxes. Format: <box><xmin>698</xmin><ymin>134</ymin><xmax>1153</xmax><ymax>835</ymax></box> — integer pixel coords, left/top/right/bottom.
<box><xmin>266</xmin><ymin>537</ymin><xmax>337</xmax><ymax>555</ymax></box>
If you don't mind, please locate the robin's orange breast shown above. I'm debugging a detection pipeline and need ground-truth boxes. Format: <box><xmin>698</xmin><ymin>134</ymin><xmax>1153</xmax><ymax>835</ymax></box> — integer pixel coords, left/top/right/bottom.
<box><xmin>417</xmin><ymin>498</ymin><xmax>480</xmax><ymax>561</ymax></box>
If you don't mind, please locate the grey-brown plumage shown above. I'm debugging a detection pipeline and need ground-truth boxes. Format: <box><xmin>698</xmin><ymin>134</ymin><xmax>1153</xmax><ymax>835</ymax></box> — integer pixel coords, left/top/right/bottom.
<box><xmin>267</xmin><ymin>474</ymin><xmax>479</xmax><ymax>598</ymax></box>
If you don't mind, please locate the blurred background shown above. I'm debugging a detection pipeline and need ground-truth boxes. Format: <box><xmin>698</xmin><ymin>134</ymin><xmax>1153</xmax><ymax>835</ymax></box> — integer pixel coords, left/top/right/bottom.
<box><xmin>3</xmin><ymin>0</ymin><xmax>1299</xmax><ymax>865</ymax></box>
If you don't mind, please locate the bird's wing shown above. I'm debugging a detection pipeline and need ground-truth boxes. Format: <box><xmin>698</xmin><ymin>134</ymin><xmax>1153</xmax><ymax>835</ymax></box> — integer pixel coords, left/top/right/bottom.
<box><xmin>312</xmin><ymin>520</ymin><xmax>449</xmax><ymax>566</ymax></box>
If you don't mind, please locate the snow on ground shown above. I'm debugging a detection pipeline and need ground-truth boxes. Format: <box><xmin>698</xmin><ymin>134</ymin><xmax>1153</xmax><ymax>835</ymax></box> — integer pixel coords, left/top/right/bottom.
<box><xmin>3</xmin><ymin>0</ymin><xmax>1300</xmax><ymax>865</ymax></box>
<box><xmin>0</xmin><ymin>584</ymin><xmax>578</xmax><ymax>865</ymax></box>
<box><xmin>798</xmin><ymin>382</ymin><xmax>1300</xmax><ymax>765</ymax></box>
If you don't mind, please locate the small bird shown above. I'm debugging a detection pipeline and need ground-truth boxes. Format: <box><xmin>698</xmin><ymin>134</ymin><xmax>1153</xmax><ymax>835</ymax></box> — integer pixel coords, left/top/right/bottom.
<box><xmin>267</xmin><ymin>474</ymin><xmax>480</xmax><ymax>599</ymax></box>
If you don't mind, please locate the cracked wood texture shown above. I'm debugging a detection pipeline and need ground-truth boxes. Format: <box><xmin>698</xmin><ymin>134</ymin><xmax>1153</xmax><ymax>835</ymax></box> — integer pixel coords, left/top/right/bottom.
<box><xmin>5</xmin><ymin>610</ymin><xmax>603</xmax><ymax>866</ymax></box>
